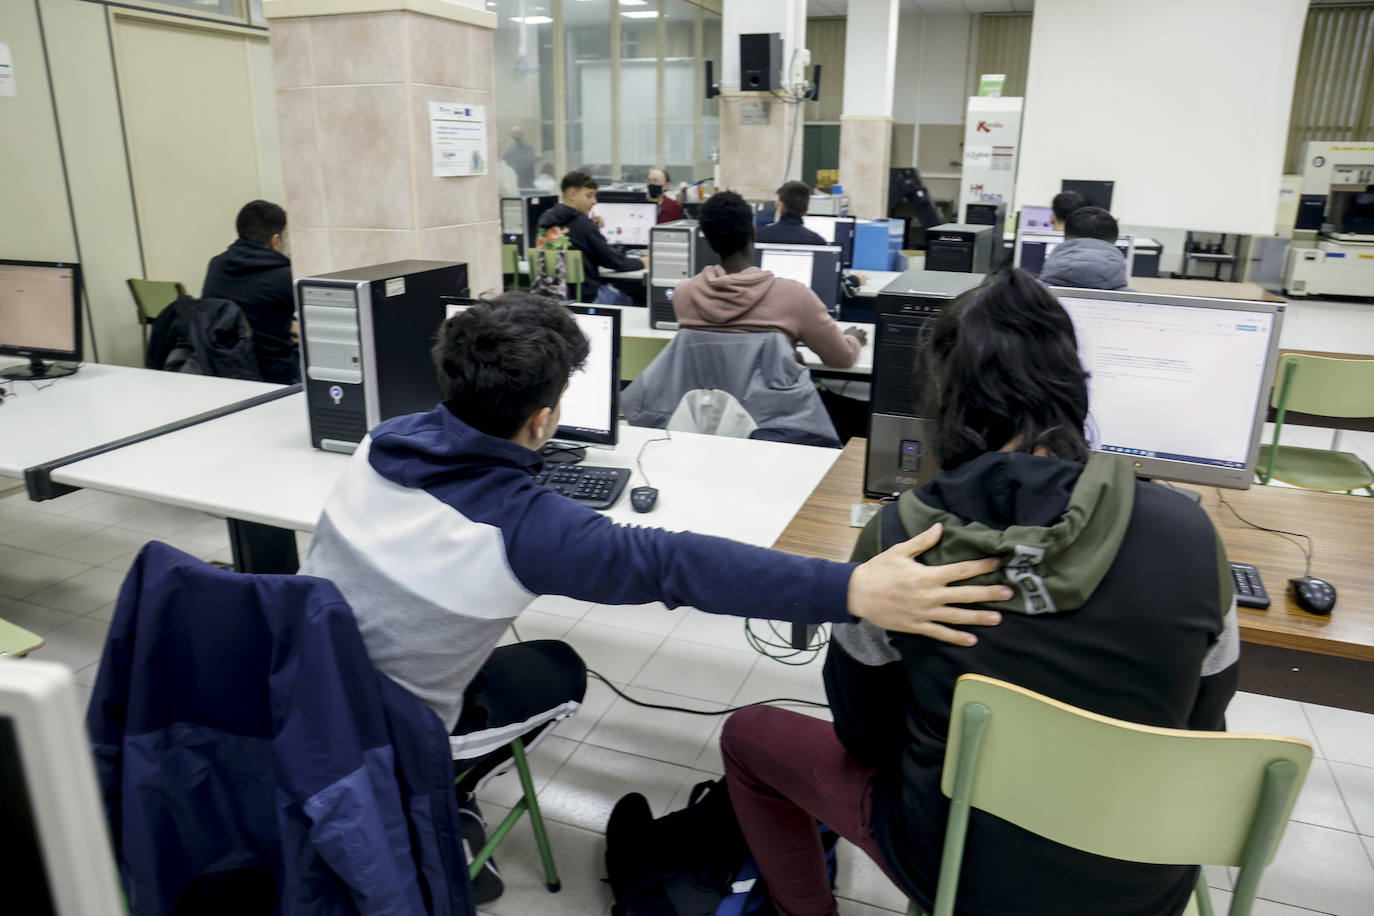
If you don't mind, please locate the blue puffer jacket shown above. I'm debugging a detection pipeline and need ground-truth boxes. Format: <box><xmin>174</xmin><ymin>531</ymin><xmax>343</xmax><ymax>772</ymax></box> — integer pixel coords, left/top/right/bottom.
<box><xmin>1037</xmin><ymin>237</ymin><xmax>1132</xmax><ymax>291</ymax></box>
<box><xmin>87</xmin><ymin>541</ymin><xmax>474</xmax><ymax>916</ymax></box>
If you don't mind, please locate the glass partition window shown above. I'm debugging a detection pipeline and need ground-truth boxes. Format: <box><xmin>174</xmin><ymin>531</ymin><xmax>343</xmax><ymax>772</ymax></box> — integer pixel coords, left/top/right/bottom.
<box><xmin>492</xmin><ymin>0</ymin><xmax>557</xmax><ymax>192</ymax></box>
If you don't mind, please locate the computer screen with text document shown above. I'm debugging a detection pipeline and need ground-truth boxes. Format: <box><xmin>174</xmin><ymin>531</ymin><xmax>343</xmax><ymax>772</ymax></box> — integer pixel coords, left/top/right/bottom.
<box><xmin>801</xmin><ymin>216</ymin><xmax>838</xmax><ymax>243</ymax></box>
<box><xmin>557</xmin><ymin>306</ymin><xmax>621</xmax><ymax>445</ymax></box>
<box><xmin>0</xmin><ymin>262</ymin><xmax>78</xmax><ymax>356</ymax></box>
<box><xmin>760</xmin><ymin>249</ymin><xmax>815</xmax><ymax>289</ymax></box>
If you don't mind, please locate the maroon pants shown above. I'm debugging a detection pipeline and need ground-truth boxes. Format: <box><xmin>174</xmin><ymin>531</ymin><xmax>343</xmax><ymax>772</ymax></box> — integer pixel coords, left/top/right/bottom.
<box><xmin>721</xmin><ymin>705</ymin><xmax>903</xmax><ymax>916</ymax></box>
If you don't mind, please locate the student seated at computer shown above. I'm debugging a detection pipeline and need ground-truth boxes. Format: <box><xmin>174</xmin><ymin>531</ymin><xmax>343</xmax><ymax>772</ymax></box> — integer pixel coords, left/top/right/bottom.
<box><xmin>300</xmin><ymin>292</ymin><xmax>1008</xmax><ymax>902</ymax></box>
<box><xmin>648</xmin><ymin>167</ymin><xmax>684</xmax><ymax>223</ymax></box>
<box><xmin>201</xmin><ymin>200</ymin><xmax>298</xmax><ymax>384</ymax></box>
<box><xmin>757</xmin><ymin>180</ymin><xmax>827</xmax><ymax>246</ymax></box>
<box><xmin>537</xmin><ymin>170</ymin><xmax>647</xmax><ymax>304</ymax></box>
<box><xmin>1037</xmin><ymin>205</ymin><xmax>1132</xmax><ymax>291</ymax></box>
<box><xmin>1050</xmin><ymin>188</ymin><xmax>1087</xmax><ymax>231</ymax></box>
<box><xmin>718</xmin><ymin>268</ymin><xmax>1238</xmax><ymax>916</ymax></box>
<box><xmin>672</xmin><ymin>190</ymin><xmax>864</xmax><ymax>368</ymax></box>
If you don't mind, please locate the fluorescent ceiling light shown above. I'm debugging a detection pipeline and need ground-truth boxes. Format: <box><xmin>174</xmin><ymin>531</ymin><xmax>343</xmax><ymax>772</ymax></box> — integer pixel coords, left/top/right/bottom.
<box><xmin>620</xmin><ymin>0</ymin><xmax>648</xmax><ymax>5</ymax></box>
<box><xmin>622</xmin><ymin>10</ymin><xmax>659</xmax><ymax>17</ymax></box>
<box><xmin>511</xmin><ymin>15</ymin><xmax>553</xmax><ymax>24</ymax></box>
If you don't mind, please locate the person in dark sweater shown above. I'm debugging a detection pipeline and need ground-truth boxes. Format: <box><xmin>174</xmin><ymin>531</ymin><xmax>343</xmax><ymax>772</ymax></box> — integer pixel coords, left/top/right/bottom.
<box><xmin>201</xmin><ymin>200</ymin><xmax>298</xmax><ymax>384</ymax></box>
<box><xmin>720</xmin><ymin>268</ymin><xmax>1239</xmax><ymax>916</ymax></box>
<box><xmin>536</xmin><ymin>170</ymin><xmax>647</xmax><ymax>303</ymax></box>
<box><xmin>757</xmin><ymin>180</ymin><xmax>827</xmax><ymax>246</ymax></box>
<box><xmin>1038</xmin><ymin>205</ymin><xmax>1132</xmax><ymax>291</ymax></box>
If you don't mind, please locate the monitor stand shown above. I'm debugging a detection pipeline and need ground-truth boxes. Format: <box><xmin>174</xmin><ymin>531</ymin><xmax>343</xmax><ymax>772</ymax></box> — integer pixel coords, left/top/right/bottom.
<box><xmin>540</xmin><ymin>441</ymin><xmax>587</xmax><ymax>465</ymax></box>
<box><xmin>0</xmin><ymin>357</ymin><xmax>78</xmax><ymax>381</ymax></box>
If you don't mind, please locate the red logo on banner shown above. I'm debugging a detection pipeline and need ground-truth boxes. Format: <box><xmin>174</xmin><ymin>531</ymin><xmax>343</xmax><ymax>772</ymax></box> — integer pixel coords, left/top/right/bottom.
<box><xmin>977</xmin><ymin>121</ymin><xmax>991</xmax><ymax>132</ymax></box>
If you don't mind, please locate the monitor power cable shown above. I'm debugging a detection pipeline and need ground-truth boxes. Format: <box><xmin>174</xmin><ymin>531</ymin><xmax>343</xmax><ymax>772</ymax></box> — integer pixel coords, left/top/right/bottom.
<box><xmin>1215</xmin><ymin>488</ymin><xmax>1313</xmax><ymax>578</ymax></box>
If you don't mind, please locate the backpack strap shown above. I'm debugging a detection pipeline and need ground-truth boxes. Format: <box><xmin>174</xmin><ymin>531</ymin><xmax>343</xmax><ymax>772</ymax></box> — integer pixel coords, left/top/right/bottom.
<box><xmin>879</xmin><ymin>501</ymin><xmax>908</xmax><ymax>553</ymax></box>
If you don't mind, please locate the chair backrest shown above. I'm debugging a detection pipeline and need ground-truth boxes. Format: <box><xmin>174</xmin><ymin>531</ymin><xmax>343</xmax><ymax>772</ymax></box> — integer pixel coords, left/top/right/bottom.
<box><xmin>127</xmin><ymin>278</ymin><xmax>188</xmax><ymax>325</ymax></box>
<box><xmin>935</xmin><ymin>674</ymin><xmax>1311</xmax><ymax>916</ymax></box>
<box><xmin>1271</xmin><ymin>354</ymin><xmax>1374</xmax><ymax>419</ymax></box>
<box><xmin>539</xmin><ymin>247</ymin><xmax>585</xmax><ymax>283</ymax></box>
<box><xmin>501</xmin><ymin>243</ymin><xmax>519</xmax><ymax>275</ymax></box>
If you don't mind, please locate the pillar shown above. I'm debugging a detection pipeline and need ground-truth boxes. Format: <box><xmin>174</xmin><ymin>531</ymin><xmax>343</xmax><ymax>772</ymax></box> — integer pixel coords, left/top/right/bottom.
<box><xmin>839</xmin><ymin>0</ymin><xmax>900</xmax><ymax>218</ymax></box>
<box><xmin>717</xmin><ymin>0</ymin><xmax>808</xmax><ymax>200</ymax></box>
<box><xmin>263</xmin><ymin>0</ymin><xmax>502</xmax><ymax>296</ymax></box>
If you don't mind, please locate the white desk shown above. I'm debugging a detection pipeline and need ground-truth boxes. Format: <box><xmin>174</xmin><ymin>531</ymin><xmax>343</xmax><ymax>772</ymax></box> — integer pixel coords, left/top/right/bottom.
<box><xmin>51</xmin><ymin>393</ymin><xmax>843</xmax><ymax>570</ymax></box>
<box><xmin>0</xmin><ymin>363</ymin><xmax>282</xmax><ymax>488</ymax></box>
<box><xmin>854</xmin><ymin>269</ymin><xmax>904</xmax><ymax>299</ymax></box>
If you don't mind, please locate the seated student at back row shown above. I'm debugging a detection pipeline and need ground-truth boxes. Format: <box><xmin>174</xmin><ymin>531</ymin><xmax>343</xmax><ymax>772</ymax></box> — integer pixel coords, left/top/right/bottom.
<box><xmin>1038</xmin><ymin>205</ymin><xmax>1132</xmax><ymax>291</ymax></box>
<box><xmin>672</xmin><ymin>190</ymin><xmax>865</xmax><ymax>368</ymax></box>
<box><xmin>299</xmin><ymin>292</ymin><xmax>1008</xmax><ymax>901</ymax></box>
<box><xmin>757</xmin><ymin>180</ymin><xmax>828</xmax><ymax>246</ymax></box>
<box><xmin>1051</xmin><ymin>188</ymin><xmax>1087</xmax><ymax>230</ymax></box>
<box><xmin>537</xmin><ymin>171</ymin><xmax>648</xmax><ymax>304</ymax></box>
<box><xmin>719</xmin><ymin>268</ymin><xmax>1238</xmax><ymax>916</ymax></box>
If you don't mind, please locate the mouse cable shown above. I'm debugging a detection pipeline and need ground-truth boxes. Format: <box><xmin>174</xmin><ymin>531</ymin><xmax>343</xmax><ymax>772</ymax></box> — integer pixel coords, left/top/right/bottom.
<box><xmin>1215</xmin><ymin>488</ymin><xmax>1313</xmax><ymax>578</ymax></box>
<box><xmin>509</xmin><ymin>622</ymin><xmax>829</xmax><ymax>716</ymax></box>
<box><xmin>745</xmin><ymin>618</ymin><xmax>829</xmax><ymax>666</ymax></box>
<box><xmin>635</xmin><ymin>430</ymin><xmax>672</xmax><ymax>489</ymax></box>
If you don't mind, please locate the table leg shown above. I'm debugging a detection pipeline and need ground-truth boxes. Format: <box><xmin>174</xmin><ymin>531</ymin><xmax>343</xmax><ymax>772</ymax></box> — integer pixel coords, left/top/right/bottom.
<box><xmin>790</xmin><ymin>622</ymin><xmax>817</xmax><ymax>651</ymax></box>
<box><xmin>227</xmin><ymin>519</ymin><xmax>300</xmax><ymax>574</ymax></box>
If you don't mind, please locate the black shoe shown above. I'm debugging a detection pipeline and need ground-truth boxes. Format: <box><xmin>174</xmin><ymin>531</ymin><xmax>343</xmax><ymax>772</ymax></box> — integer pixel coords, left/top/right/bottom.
<box><xmin>460</xmin><ymin>795</ymin><xmax>504</xmax><ymax>904</ymax></box>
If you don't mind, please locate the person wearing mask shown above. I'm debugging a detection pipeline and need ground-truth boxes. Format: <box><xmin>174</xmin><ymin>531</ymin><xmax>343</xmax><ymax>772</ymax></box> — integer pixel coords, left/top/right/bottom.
<box><xmin>757</xmin><ymin>180</ymin><xmax>827</xmax><ymax>246</ymax></box>
<box><xmin>672</xmin><ymin>190</ymin><xmax>864</xmax><ymax>368</ymax></box>
<box><xmin>1038</xmin><ymin>206</ymin><xmax>1132</xmax><ymax>291</ymax></box>
<box><xmin>719</xmin><ymin>268</ymin><xmax>1238</xmax><ymax>916</ymax></box>
<box><xmin>503</xmin><ymin>126</ymin><xmax>537</xmax><ymax>188</ymax></box>
<box><xmin>201</xmin><ymin>200</ymin><xmax>297</xmax><ymax>384</ymax></box>
<box><xmin>1051</xmin><ymin>189</ymin><xmax>1087</xmax><ymax>231</ymax></box>
<box><xmin>647</xmin><ymin>167</ymin><xmax>684</xmax><ymax>223</ymax></box>
<box><xmin>536</xmin><ymin>171</ymin><xmax>647</xmax><ymax>304</ymax></box>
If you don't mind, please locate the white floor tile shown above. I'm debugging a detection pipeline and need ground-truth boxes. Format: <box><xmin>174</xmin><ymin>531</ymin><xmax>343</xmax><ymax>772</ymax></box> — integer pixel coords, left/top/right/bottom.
<box><xmin>582</xmin><ymin>601</ymin><xmax>685</xmax><ymax>637</ymax></box>
<box><xmin>554</xmin><ymin>677</ymin><xmax>618</xmax><ymax>743</ymax></box>
<box><xmin>526</xmin><ymin>594</ymin><xmax>595</xmax><ymax>620</ymax></box>
<box><xmin>1251</xmin><ymin>898</ymin><xmax>1338</xmax><ymax>915</ymax></box>
<box><xmin>0</xmin><ymin>597</ymin><xmax>80</xmax><ymax>636</ymax></box>
<box><xmin>1289</xmin><ymin>758</ymin><xmax>1358</xmax><ymax>833</ymax></box>
<box><xmin>26</xmin><ymin>567</ymin><xmax>127</xmax><ymax>615</ymax></box>
<box><xmin>85</xmin><ymin>601</ymin><xmax>118</xmax><ymax>623</ymax></box>
<box><xmin>74</xmin><ymin>660</ymin><xmax>103</xmax><ymax>688</ymax></box>
<box><xmin>63</xmin><ymin>494</ymin><xmax>165</xmax><ymax>526</ymax></box>
<box><xmin>534</xmin><ymin>743</ymin><xmax>693</xmax><ymax>834</ymax></box>
<box><xmin>668</xmin><ymin>608</ymin><xmax>753</xmax><ymax>650</ymax></box>
<box><xmin>0</xmin><ymin>513</ymin><xmax>105</xmax><ymax>552</ymax></box>
<box><xmin>1329</xmin><ymin>762</ymin><xmax>1374</xmax><ymax>837</ymax></box>
<box><xmin>45</xmin><ymin>527</ymin><xmax>155</xmax><ymax>566</ymax></box>
<box><xmin>1204</xmin><ymin>863</ymin><xmax>1232</xmax><ymax>890</ymax></box>
<box><xmin>175</xmin><ymin>518</ymin><xmax>232</xmax><ymax>551</ymax></box>
<box><xmin>1303</xmin><ymin>703</ymin><xmax>1374</xmax><ymax>768</ymax></box>
<box><xmin>834</xmin><ymin>839</ymin><xmax>910</xmax><ymax>914</ymax></box>
<box><xmin>504</xmin><ymin>610</ymin><xmax>574</xmax><ymax>645</ymax></box>
<box><xmin>665</xmin><ymin>768</ymin><xmax>726</xmax><ymax>812</ymax></box>
<box><xmin>583</xmin><ymin>685</ymin><xmax>725</xmax><ymax>768</ymax></box>
<box><xmin>30</xmin><ymin>616</ymin><xmax>111</xmax><ymax>672</ymax></box>
<box><xmin>560</xmin><ymin>620</ymin><xmax>663</xmax><ymax>685</ymax></box>
<box><xmin>3</xmin><ymin>488</ymin><xmax>109</xmax><ymax>515</ymax></box>
<box><xmin>473</xmin><ymin>802</ymin><xmax>613</xmax><ymax>916</ymax></box>
<box><xmin>1250</xmin><ymin>820</ymin><xmax>1374</xmax><ymax>915</ymax></box>
<box><xmin>1225</xmin><ymin>692</ymin><xmax>1320</xmax><ymax>750</ymax></box>
<box><xmin>731</xmin><ymin>649</ymin><xmax>830</xmax><ymax>707</ymax></box>
<box><xmin>0</xmin><ymin>543</ymin><xmax>42</xmax><ymax>572</ymax></box>
<box><xmin>837</xmin><ymin>901</ymin><xmax>906</xmax><ymax>916</ymax></box>
<box><xmin>630</xmin><ymin>640</ymin><xmax>757</xmax><ymax>704</ymax></box>
<box><xmin>693</xmin><ymin>718</ymin><xmax>725</xmax><ymax>775</ymax></box>
<box><xmin>0</xmin><ymin>506</ymin><xmax>49</xmax><ymax>538</ymax></box>
<box><xmin>477</xmin><ymin>734</ymin><xmax>579</xmax><ymax>810</ymax></box>
<box><xmin>119</xmin><ymin>504</ymin><xmax>216</xmax><ymax>538</ymax></box>
<box><xmin>0</xmin><ymin>553</ymin><xmax>92</xmax><ymax>600</ymax></box>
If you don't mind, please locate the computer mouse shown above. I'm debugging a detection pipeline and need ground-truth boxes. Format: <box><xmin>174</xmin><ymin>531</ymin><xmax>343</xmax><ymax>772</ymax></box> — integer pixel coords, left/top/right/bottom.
<box><xmin>630</xmin><ymin>486</ymin><xmax>658</xmax><ymax>513</ymax></box>
<box><xmin>1288</xmin><ymin>576</ymin><xmax>1337</xmax><ymax>615</ymax></box>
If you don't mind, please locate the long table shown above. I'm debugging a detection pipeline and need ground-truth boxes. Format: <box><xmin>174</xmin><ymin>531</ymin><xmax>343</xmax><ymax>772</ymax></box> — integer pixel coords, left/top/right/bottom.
<box><xmin>773</xmin><ymin>439</ymin><xmax>1374</xmax><ymax>712</ymax></box>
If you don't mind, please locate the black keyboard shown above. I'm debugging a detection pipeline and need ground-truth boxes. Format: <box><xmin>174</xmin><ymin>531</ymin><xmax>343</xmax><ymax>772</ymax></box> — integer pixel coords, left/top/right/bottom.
<box><xmin>533</xmin><ymin>465</ymin><xmax>631</xmax><ymax>510</ymax></box>
<box><xmin>1231</xmin><ymin>562</ymin><xmax>1270</xmax><ymax>609</ymax></box>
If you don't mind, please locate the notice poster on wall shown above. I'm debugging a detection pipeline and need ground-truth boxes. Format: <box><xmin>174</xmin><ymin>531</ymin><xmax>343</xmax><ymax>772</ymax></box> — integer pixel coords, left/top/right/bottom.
<box><xmin>0</xmin><ymin>43</ymin><xmax>16</xmax><ymax>97</ymax></box>
<box><xmin>958</xmin><ymin>96</ymin><xmax>1023</xmax><ymax>220</ymax></box>
<box><xmin>429</xmin><ymin>101</ymin><xmax>487</xmax><ymax>177</ymax></box>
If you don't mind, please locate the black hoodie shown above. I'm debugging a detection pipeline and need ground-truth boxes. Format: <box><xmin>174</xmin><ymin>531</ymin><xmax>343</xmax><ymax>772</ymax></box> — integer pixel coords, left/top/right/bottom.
<box><xmin>202</xmin><ymin>238</ymin><xmax>297</xmax><ymax>383</ymax></box>
<box><xmin>825</xmin><ymin>451</ymin><xmax>1238</xmax><ymax>916</ymax></box>
<box><xmin>536</xmin><ymin>202</ymin><xmax>644</xmax><ymax>302</ymax></box>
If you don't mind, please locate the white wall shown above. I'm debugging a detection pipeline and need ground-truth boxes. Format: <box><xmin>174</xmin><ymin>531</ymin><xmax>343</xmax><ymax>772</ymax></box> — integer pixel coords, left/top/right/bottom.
<box><xmin>889</xmin><ymin>11</ymin><xmax>972</xmax><ymax>169</ymax></box>
<box><xmin>1017</xmin><ymin>0</ymin><xmax>1306</xmax><ymax>234</ymax></box>
<box><xmin>841</xmin><ymin>0</ymin><xmax>899</xmax><ymax>118</ymax></box>
<box><xmin>722</xmin><ymin>0</ymin><xmax>806</xmax><ymax>89</ymax></box>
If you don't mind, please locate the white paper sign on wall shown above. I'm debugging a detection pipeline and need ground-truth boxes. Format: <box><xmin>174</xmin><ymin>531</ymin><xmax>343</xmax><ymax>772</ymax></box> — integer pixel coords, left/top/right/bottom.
<box><xmin>430</xmin><ymin>101</ymin><xmax>488</xmax><ymax>178</ymax></box>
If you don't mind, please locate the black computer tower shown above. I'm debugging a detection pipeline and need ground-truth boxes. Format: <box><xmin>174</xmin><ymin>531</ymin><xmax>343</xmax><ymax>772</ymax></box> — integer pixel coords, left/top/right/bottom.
<box><xmin>865</xmin><ymin>270</ymin><xmax>986</xmax><ymax>498</ymax></box>
<box><xmin>964</xmin><ymin>201</ymin><xmax>1006</xmax><ymax>229</ymax></box>
<box><xmin>925</xmin><ymin>224</ymin><xmax>995</xmax><ymax>274</ymax></box>
<box><xmin>648</xmin><ymin>219</ymin><xmax>720</xmax><ymax>329</ymax></box>
<box><xmin>740</xmin><ymin>33</ymin><xmax>782</xmax><ymax>91</ymax></box>
<box><xmin>296</xmin><ymin>260</ymin><xmax>467</xmax><ymax>452</ymax></box>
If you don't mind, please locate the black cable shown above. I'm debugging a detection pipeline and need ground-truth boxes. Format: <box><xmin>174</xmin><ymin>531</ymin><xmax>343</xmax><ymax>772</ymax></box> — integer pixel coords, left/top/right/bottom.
<box><xmin>635</xmin><ymin>430</ymin><xmax>671</xmax><ymax>489</ymax></box>
<box><xmin>1215</xmin><ymin>488</ymin><xmax>1313</xmax><ymax>578</ymax></box>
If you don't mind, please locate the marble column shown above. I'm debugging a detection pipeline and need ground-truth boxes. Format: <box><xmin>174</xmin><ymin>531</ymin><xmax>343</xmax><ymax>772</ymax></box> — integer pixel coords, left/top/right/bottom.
<box><xmin>839</xmin><ymin>0</ymin><xmax>900</xmax><ymax>218</ymax></box>
<box><xmin>263</xmin><ymin>0</ymin><xmax>501</xmax><ymax>296</ymax></box>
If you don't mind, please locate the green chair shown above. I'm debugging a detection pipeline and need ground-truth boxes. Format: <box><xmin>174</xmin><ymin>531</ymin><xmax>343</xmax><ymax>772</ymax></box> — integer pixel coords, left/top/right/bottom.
<box><xmin>533</xmin><ymin>248</ymin><xmax>584</xmax><ymax>303</ymax></box>
<box><xmin>621</xmin><ymin>336</ymin><xmax>670</xmax><ymax>383</ymax></box>
<box><xmin>127</xmin><ymin>278</ymin><xmax>189</xmax><ymax>347</ymax></box>
<box><xmin>908</xmin><ymin>674</ymin><xmax>1312</xmax><ymax>916</ymax></box>
<box><xmin>1257</xmin><ymin>354</ymin><xmax>1374</xmax><ymax>495</ymax></box>
<box><xmin>0</xmin><ymin>618</ymin><xmax>44</xmax><ymax>658</ymax></box>
<box><xmin>457</xmin><ymin>737</ymin><xmax>561</xmax><ymax>893</ymax></box>
<box><xmin>502</xmin><ymin>243</ymin><xmax>522</xmax><ymax>291</ymax></box>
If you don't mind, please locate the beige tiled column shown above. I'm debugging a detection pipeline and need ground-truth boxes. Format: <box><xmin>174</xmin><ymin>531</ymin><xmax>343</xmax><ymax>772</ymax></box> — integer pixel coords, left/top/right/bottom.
<box><xmin>264</xmin><ymin>0</ymin><xmax>501</xmax><ymax>296</ymax></box>
<box><xmin>838</xmin><ymin>0</ymin><xmax>899</xmax><ymax>217</ymax></box>
<box><xmin>717</xmin><ymin>91</ymin><xmax>806</xmax><ymax>201</ymax></box>
<box><xmin>839</xmin><ymin>116</ymin><xmax>893</xmax><ymax>218</ymax></box>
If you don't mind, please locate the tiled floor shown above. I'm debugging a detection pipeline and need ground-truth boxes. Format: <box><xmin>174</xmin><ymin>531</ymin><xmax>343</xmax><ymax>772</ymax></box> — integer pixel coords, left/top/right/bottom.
<box><xmin>2</xmin><ymin>293</ymin><xmax>1372</xmax><ymax>914</ymax></box>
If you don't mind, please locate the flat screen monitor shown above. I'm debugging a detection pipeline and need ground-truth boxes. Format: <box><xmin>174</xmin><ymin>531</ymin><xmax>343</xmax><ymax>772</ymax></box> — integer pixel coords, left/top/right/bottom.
<box><xmin>801</xmin><ymin>216</ymin><xmax>856</xmax><ymax>267</ymax></box>
<box><xmin>1060</xmin><ymin>179</ymin><xmax>1115</xmax><ymax>211</ymax></box>
<box><xmin>0</xmin><ymin>260</ymin><xmax>82</xmax><ymax>380</ymax></box>
<box><xmin>1052</xmin><ymin>289</ymin><xmax>1284</xmax><ymax>489</ymax></box>
<box><xmin>522</xmin><ymin>195</ymin><xmax>558</xmax><ymax>249</ymax></box>
<box><xmin>0</xmin><ymin>661</ymin><xmax>124</xmax><ymax>915</ymax></box>
<box><xmin>557</xmin><ymin>305</ymin><xmax>621</xmax><ymax>446</ymax></box>
<box><xmin>593</xmin><ymin>188</ymin><xmax>650</xmax><ymax>204</ymax></box>
<box><xmin>755</xmin><ymin>243</ymin><xmax>843</xmax><ymax>315</ymax></box>
<box><xmin>1015</xmin><ymin>232</ymin><xmax>1135</xmax><ymax>278</ymax></box>
<box><xmin>591</xmin><ymin>202</ymin><xmax>657</xmax><ymax>248</ymax></box>
<box><xmin>752</xmin><ymin>201</ymin><xmax>775</xmax><ymax>229</ymax></box>
<box><xmin>1019</xmin><ymin>205</ymin><xmax>1055</xmax><ymax>233</ymax></box>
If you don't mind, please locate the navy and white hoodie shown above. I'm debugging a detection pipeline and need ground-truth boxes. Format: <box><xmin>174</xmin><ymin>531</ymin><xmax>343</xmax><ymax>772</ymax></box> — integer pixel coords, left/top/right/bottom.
<box><xmin>301</xmin><ymin>404</ymin><xmax>857</xmax><ymax>731</ymax></box>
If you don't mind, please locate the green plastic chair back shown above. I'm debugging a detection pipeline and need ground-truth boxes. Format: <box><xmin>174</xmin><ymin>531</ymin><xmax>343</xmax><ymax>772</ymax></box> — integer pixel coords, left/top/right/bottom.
<box><xmin>127</xmin><ymin>278</ymin><xmax>188</xmax><ymax>325</ymax></box>
<box><xmin>502</xmin><ymin>243</ymin><xmax>521</xmax><ymax>289</ymax></box>
<box><xmin>0</xmin><ymin>618</ymin><xmax>44</xmax><ymax>658</ymax></box>
<box><xmin>534</xmin><ymin>249</ymin><xmax>584</xmax><ymax>301</ymax></box>
<box><xmin>1258</xmin><ymin>355</ymin><xmax>1374</xmax><ymax>493</ymax></box>
<box><xmin>923</xmin><ymin>674</ymin><xmax>1312</xmax><ymax>916</ymax></box>
<box><xmin>621</xmin><ymin>336</ymin><xmax>670</xmax><ymax>383</ymax></box>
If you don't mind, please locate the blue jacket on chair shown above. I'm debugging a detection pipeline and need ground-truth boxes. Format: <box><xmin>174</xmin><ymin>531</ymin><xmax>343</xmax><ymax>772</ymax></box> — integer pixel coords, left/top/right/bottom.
<box><xmin>87</xmin><ymin>541</ymin><xmax>474</xmax><ymax>916</ymax></box>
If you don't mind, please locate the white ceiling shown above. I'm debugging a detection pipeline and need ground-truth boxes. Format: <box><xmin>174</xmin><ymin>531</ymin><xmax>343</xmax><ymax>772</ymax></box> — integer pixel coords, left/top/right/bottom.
<box><xmin>807</xmin><ymin>0</ymin><xmax>1033</xmax><ymax>15</ymax></box>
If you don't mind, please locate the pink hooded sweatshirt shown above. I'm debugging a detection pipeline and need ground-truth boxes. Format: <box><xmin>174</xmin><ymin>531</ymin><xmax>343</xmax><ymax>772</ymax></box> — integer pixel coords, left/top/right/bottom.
<box><xmin>670</xmin><ymin>266</ymin><xmax>861</xmax><ymax>369</ymax></box>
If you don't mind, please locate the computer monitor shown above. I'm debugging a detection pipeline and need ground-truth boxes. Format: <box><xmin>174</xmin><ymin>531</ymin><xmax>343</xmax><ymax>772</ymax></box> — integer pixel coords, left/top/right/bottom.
<box><xmin>754</xmin><ymin>243</ymin><xmax>843</xmax><ymax>315</ymax></box>
<box><xmin>0</xmin><ymin>660</ymin><xmax>125</xmax><ymax>915</ymax></box>
<box><xmin>556</xmin><ymin>305</ymin><xmax>621</xmax><ymax>447</ymax></box>
<box><xmin>1060</xmin><ymin>179</ymin><xmax>1115</xmax><ymax>211</ymax></box>
<box><xmin>1052</xmin><ymin>289</ymin><xmax>1284</xmax><ymax>489</ymax></box>
<box><xmin>0</xmin><ymin>260</ymin><xmax>83</xmax><ymax>380</ymax></box>
<box><xmin>752</xmin><ymin>201</ymin><xmax>775</xmax><ymax>229</ymax></box>
<box><xmin>801</xmin><ymin>216</ymin><xmax>856</xmax><ymax>267</ymax></box>
<box><xmin>591</xmin><ymin>202</ymin><xmax>658</xmax><ymax>248</ymax></box>
<box><xmin>1015</xmin><ymin>232</ymin><xmax>1135</xmax><ymax>277</ymax></box>
<box><xmin>1019</xmin><ymin>205</ymin><xmax>1055</xmax><ymax>233</ymax></box>
<box><xmin>522</xmin><ymin>194</ymin><xmax>558</xmax><ymax>249</ymax></box>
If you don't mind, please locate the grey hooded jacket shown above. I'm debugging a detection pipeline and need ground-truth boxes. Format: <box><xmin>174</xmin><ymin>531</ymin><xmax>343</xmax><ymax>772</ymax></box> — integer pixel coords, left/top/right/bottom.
<box><xmin>1037</xmin><ymin>237</ymin><xmax>1131</xmax><ymax>290</ymax></box>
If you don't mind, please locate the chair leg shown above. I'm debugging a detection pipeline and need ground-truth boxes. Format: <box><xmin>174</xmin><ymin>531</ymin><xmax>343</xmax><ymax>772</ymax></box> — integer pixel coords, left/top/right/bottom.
<box><xmin>512</xmin><ymin>737</ymin><xmax>561</xmax><ymax>892</ymax></box>
<box><xmin>1193</xmin><ymin>868</ymin><xmax>1216</xmax><ymax>916</ymax></box>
